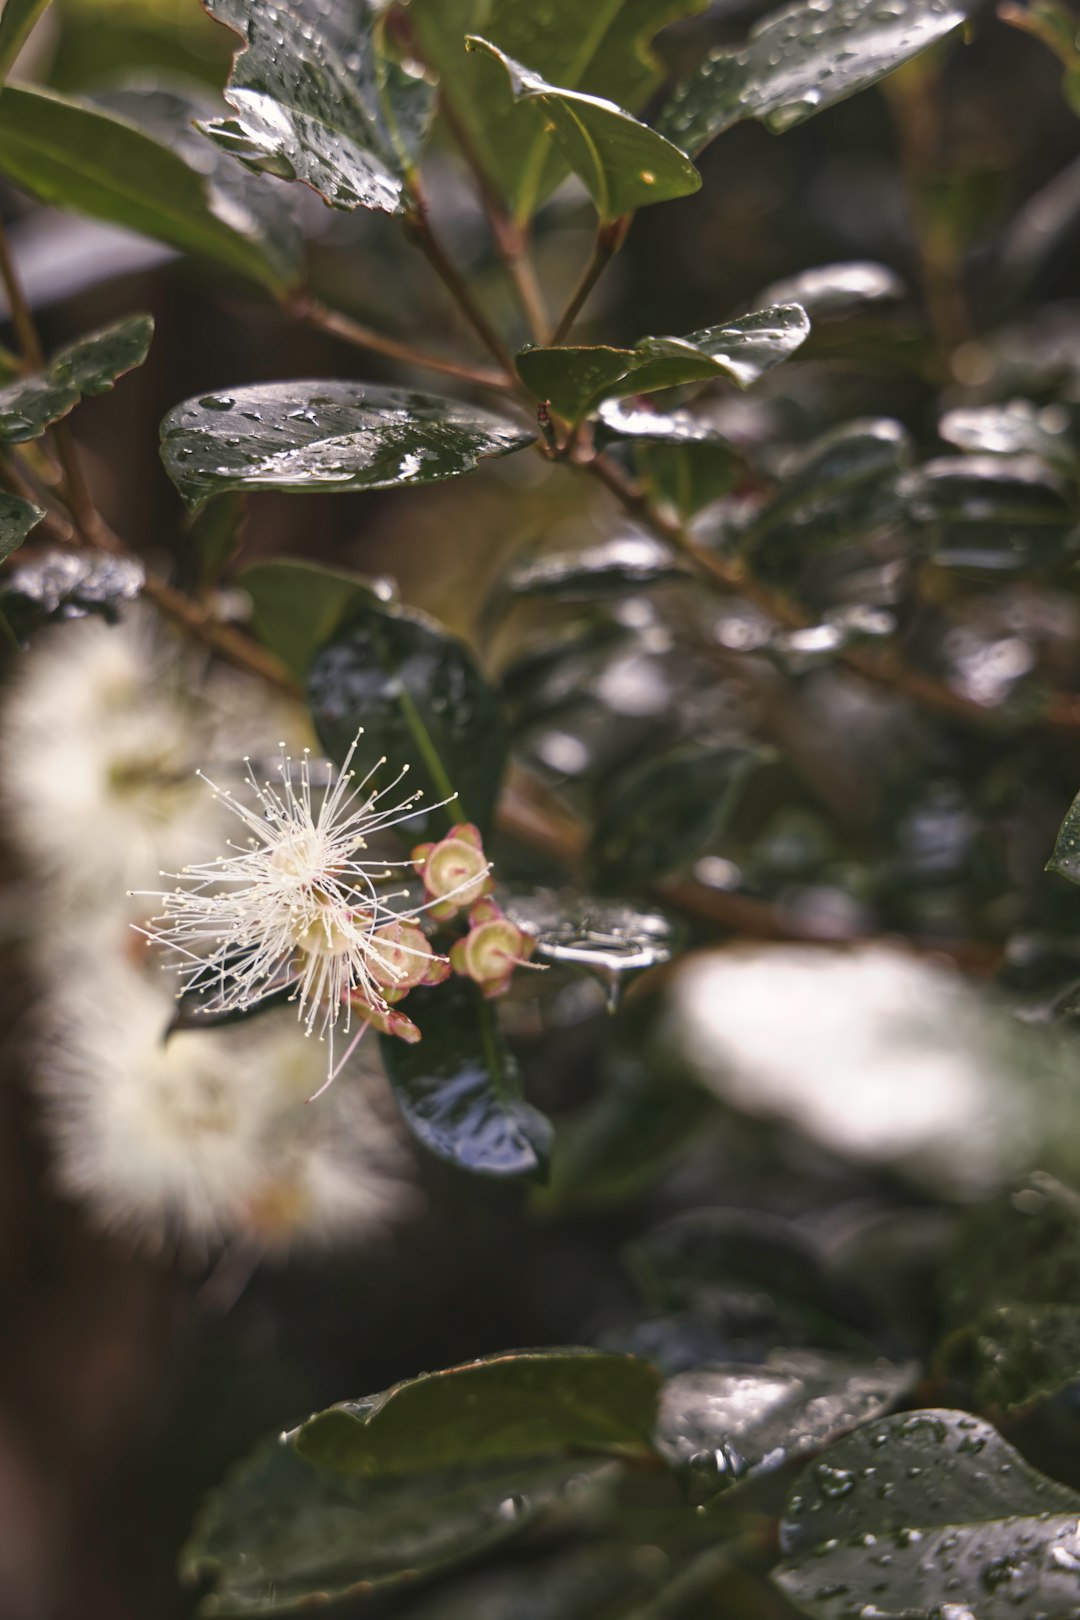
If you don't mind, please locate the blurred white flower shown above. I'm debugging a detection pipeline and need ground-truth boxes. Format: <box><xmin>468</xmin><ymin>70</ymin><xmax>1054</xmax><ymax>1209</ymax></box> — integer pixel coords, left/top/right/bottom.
<box><xmin>35</xmin><ymin>956</ymin><xmax>415</xmax><ymax>1259</ymax></box>
<box><xmin>135</xmin><ymin>732</ymin><xmax>453</xmax><ymax>1088</ymax></box>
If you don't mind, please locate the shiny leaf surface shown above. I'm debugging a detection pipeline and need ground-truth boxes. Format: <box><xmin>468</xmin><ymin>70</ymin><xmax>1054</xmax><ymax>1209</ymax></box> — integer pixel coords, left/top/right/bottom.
<box><xmin>1049</xmin><ymin>788</ymin><xmax>1080</xmax><ymax>884</ymax></box>
<box><xmin>379</xmin><ymin>979</ymin><xmax>552</xmax><ymax>1180</ymax></box>
<box><xmin>658</xmin><ymin>0</ymin><xmax>967</xmax><ymax>155</ymax></box>
<box><xmin>904</xmin><ymin>455</ymin><xmax>1079</xmax><ymax>576</ymax></box>
<box><xmin>161</xmin><ymin>382</ymin><xmax>534</xmax><ymax>508</ymax></box>
<box><xmin>0</xmin><ymin>314</ymin><xmax>152</xmax><ymax>442</ymax></box>
<box><xmin>502</xmin><ymin>536</ymin><xmax>689</xmax><ymax>601</ymax></box>
<box><xmin>774</xmin><ymin>1410</ymin><xmax>1080</xmax><ymax>1620</ymax></box>
<box><xmin>939</xmin><ymin>399</ymin><xmax>1079</xmax><ymax>474</ymax></box>
<box><xmin>0</xmin><ymin>492</ymin><xmax>43</xmax><ymax>561</ymax></box>
<box><xmin>465</xmin><ymin>37</ymin><xmax>700</xmax><ymax>221</ymax></box>
<box><xmin>517</xmin><ymin>305</ymin><xmax>810</xmax><ymax>424</ymax></box>
<box><xmin>0</xmin><ymin>548</ymin><xmax>144</xmax><ymax>639</ymax></box>
<box><xmin>294</xmin><ymin>1349</ymin><xmax>660</xmax><ymax>1473</ymax></box>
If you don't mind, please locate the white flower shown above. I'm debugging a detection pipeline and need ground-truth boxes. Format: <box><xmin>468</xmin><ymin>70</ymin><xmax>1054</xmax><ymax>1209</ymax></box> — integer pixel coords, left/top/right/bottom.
<box><xmin>134</xmin><ymin>731</ymin><xmax>456</xmax><ymax>1088</ymax></box>
<box><xmin>35</xmin><ymin>954</ymin><xmax>415</xmax><ymax>1259</ymax></box>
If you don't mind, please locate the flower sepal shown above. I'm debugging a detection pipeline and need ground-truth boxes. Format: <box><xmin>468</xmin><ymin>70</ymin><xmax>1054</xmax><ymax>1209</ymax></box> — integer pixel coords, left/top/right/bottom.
<box><xmin>347</xmin><ymin>990</ymin><xmax>422</xmax><ymax>1044</ymax></box>
<box><xmin>450</xmin><ymin>899</ymin><xmax>537</xmax><ymax>999</ymax></box>
<box><xmin>412</xmin><ymin>823</ymin><xmax>493</xmax><ymax>921</ymax></box>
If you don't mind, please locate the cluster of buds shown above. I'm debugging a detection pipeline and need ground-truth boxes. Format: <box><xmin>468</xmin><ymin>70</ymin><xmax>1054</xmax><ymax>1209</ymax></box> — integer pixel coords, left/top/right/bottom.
<box><xmin>349</xmin><ymin>918</ymin><xmax>451</xmax><ymax>1045</ymax></box>
<box><xmin>412</xmin><ymin>825</ymin><xmax>537</xmax><ymax>1000</ymax></box>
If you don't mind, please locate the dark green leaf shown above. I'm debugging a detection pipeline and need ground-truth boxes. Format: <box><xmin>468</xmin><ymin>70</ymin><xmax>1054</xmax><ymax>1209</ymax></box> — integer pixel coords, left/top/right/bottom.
<box><xmin>0</xmin><ymin>314</ymin><xmax>153</xmax><ymax>443</ymax></box>
<box><xmin>0</xmin><ymin>86</ymin><xmax>298</xmax><ymax>291</ymax></box>
<box><xmin>379</xmin><ymin>978</ymin><xmax>552</xmax><ymax>1179</ymax></box>
<box><xmin>160</xmin><ymin>382</ymin><xmax>534</xmax><ymax>508</ymax></box>
<box><xmin>774</xmin><ymin>1409</ymin><xmax>1080</xmax><ymax>1620</ymax></box>
<box><xmin>591</xmin><ymin>742</ymin><xmax>775</xmax><ymax>885</ymax></box>
<box><xmin>293</xmin><ymin>1348</ymin><xmax>661</xmax><ymax>1473</ymax></box>
<box><xmin>0</xmin><ymin>491</ymin><xmax>42</xmax><ymax>561</ymax></box>
<box><xmin>502</xmin><ymin>536</ymin><xmax>690</xmax><ymax>602</ymax></box>
<box><xmin>657</xmin><ymin>1352</ymin><xmax>911</xmax><ymax>1490</ymax></box>
<box><xmin>1050</xmin><ymin>790</ymin><xmax>1080</xmax><ymax>884</ymax></box>
<box><xmin>596</xmin><ymin>402</ymin><xmax>742</xmax><ymax>516</ymax></box>
<box><xmin>465</xmin><ymin>36</ymin><xmax>700</xmax><ymax>222</ymax></box>
<box><xmin>308</xmin><ymin>595</ymin><xmax>506</xmax><ymax>838</ymax></box>
<box><xmin>658</xmin><ymin>0</ymin><xmax>967</xmax><ymax>155</ymax></box>
<box><xmin>517</xmin><ymin>306</ymin><xmax>810</xmax><ymax>425</ymax></box>
<box><xmin>409</xmin><ymin>0</ymin><xmax>709</xmax><ymax>223</ymax></box>
<box><xmin>0</xmin><ymin>0</ymin><xmax>52</xmax><ymax>83</ymax></box>
<box><xmin>242</xmin><ymin>558</ymin><xmax>389</xmax><ymax>684</ymax></box>
<box><xmin>201</xmin><ymin>0</ymin><xmax>435</xmax><ymax>213</ymax></box>
<box><xmin>906</xmin><ymin>455</ymin><xmax>1080</xmax><ymax>576</ymax></box>
<box><xmin>940</xmin><ymin>1303</ymin><xmax>1080</xmax><ymax>1414</ymax></box>
<box><xmin>184</xmin><ymin>1434</ymin><xmax>612</xmax><ymax>1614</ymax></box>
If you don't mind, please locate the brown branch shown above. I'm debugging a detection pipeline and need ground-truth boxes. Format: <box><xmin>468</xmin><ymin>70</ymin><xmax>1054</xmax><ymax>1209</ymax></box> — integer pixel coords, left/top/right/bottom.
<box><xmin>286</xmin><ymin>291</ymin><xmax>514</xmax><ymax>391</ymax></box>
<box><xmin>549</xmin><ymin>215</ymin><xmax>631</xmax><ymax>346</ymax></box>
<box><xmin>404</xmin><ymin>188</ymin><xmax>518</xmax><ymax>376</ymax></box>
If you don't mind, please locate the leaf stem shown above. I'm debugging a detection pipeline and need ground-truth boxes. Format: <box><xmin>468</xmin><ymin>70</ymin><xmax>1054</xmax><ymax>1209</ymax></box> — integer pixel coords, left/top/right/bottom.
<box><xmin>549</xmin><ymin>215</ymin><xmax>630</xmax><ymax>345</ymax></box>
<box><xmin>404</xmin><ymin>185</ymin><xmax>518</xmax><ymax>376</ymax></box>
<box><xmin>285</xmin><ymin>291</ymin><xmax>514</xmax><ymax>392</ymax></box>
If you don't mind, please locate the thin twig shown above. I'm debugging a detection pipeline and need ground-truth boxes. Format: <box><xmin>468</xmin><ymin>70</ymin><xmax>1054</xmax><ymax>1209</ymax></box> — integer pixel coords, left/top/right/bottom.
<box><xmin>404</xmin><ymin>187</ymin><xmax>518</xmax><ymax>375</ymax></box>
<box><xmin>286</xmin><ymin>291</ymin><xmax>514</xmax><ymax>391</ymax></box>
<box><xmin>549</xmin><ymin>215</ymin><xmax>631</xmax><ymax>346</ymax></box>
<box><xmin>0</xmin><ymin>223</ymin><xmax>44</xmax><ymax>370</ymax></box>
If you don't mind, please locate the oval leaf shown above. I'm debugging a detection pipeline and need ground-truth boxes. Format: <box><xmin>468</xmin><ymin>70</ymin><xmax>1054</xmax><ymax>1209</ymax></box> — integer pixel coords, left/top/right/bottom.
<box><xmin>0</xmin><ymin>492</ymin><xmax>42</xmax><ymax>561</ymax></box>
<box><xmin>0</xmin><ymin>314</ymin><xmax>153</xmax><ymax>443</ymax></box>
<box><xmin>293</xmin><ymin>1349</ymin><xmax>661</xmax><ymax>1473</ymax></box>
<box><xmin>242</xmin><ymin>557</ymin><xmax>391</xmax><ymax>684</ymax></box>
<box><xmin>160</xmin><ymin>381</ymin><xmax>534</xmax><ymax>507</ymax></box>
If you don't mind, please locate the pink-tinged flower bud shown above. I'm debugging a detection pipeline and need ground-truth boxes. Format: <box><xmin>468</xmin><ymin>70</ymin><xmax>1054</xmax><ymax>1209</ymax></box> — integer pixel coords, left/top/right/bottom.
<box><xmin>347</xmin><ymin>990</ymin><xmax>422</xmax><ymax>1044</ymax></box>
<box><xmin>411</xmin><ymin>823</ymin><xmax>493</xmax><ymax>920</ymax></box>
<box><xmin>368</xmin><ymin>919</ymin><xmax>450</xmax><ymax>995</ymax></box>
<box><xmin>449</xmin><ymin>899</ymin><xmax>535</xmax><ymax>999</ymax></box>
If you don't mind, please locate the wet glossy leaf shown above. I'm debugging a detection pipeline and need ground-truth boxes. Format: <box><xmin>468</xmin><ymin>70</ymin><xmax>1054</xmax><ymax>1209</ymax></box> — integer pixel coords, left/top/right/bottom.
<box><xmin>774</xmin><ymin>1409</ymin><xmax>1080</xmax><ymax>1620</ymax></box>
<box><xmin>596</xmin><ymin>399</ymin><xmax>739</xmax><ymax>449</ymax></box>
<box><xmin>201</xmin><ymin>0</ymin><xmax>435</xmax><ymax>214</ymax></box>
<box><xmin>242</xmin><ymin>558</ymin><xmax>391</xmax><ymax>684</ymax></box>
<box><xmin>657</xmin><ymin>1352</ymin><xmax>911</xmax><ymax>1489</ymax></box>
<box><xmin>0</xmin><ymin>314</ymin><xmax>153</xmax><ymax>443</ymax></box>
<box><xmin>0</xmin><ymin>547</ymin><xmax>144</xmax><ymax>641</ymax></box>
<box><xmin>595</xmin><ymin>402</ymin><xmax>742</xmax><ymax>515</ymax></box>
<box><xmin>379</xmin><ymin>979</ymin><xmax>552</xmax><ymax>1180</ymax></box>
<box><xmin>0</xmin><ymin>492</ymin><xmax>42</xmax><ymax>562</ymax></box>
<box><xmin>0</xmin><ymin>0</ymin><xmax>52</xmax><ymax>82</ymax></box>
<box><xmin>904</xmin><ymin>455</ymin><xmax>1080</xmax><ymax>576</ymax></box>
<box><xmin>0</xmin><ymin>86</ymin><xmax>297</xmax><ymax>291</ymax></box>
<box><xmin>508</xmin><ymin>893</ymin><xmax>676</xmax><ymax>980</ymax></box>
<box><xmin>409</xmin><ymin>0</ymin><xmax>709</xmax><ymax>223</ymax></box>
<box><xmin>758</xmin><ymin>260</ymin><xmax>908</xmax><ymax>319</ymax></box>
<box><xmin>939</xmin><ymin>400</ymin><xmax>1079</xmax><ymax>474</ymax></box>
<box><xmin>308</xmin><ymin>596</ymin><xmax>506</xmax><ymax>838</ymax></box>
<box><xmin>1049</xmin><ymin>789</ymin><xmax>1080</xmax><ymax>884</ymax></box>
<box><xmin>591</xmin><ymin>742</ymin><xmax>775</xmax><ymax>885</ymax></box>
<box><xmin>502</xmin><ymin>536</ymin><xmax>690</xmax><ymax>602</ymax></box>
<box><xmin>0</xmin><ymin>368</ymin><xmax>76</xmax><ymax>443</ymax></box>
<box><xmin>160</xmin><ymin>382</ymin><xmax>534</xmax><ymax>508</ymax></box>
<box><xmin>293</xmin><ymin>1348</ymin><xmax>660</xmax><ymax>1473</ymax></box>
<box><xmin>465</xmin><ymin>37</ymin><xmax>700</xmax><ymax>221</ymax></box>
<box><xmin>940</xmin><ymin>1303</ymin><xmax>1080</xmax><ymax>1414</ymax></box>
<box><xmin>657</xmin><ymin>0</ymin><xmax>967</xmax><ymax>155</ymax></box>
<box><xmin>184</xmin><ymin>1433</ymin><xmax>612</xmax><ymax>1613</ymax></box>
<box><xmin>92</xmin><ymin>81</ymin><xmax>303</xmax><ymax>292</ymax></box>
<box><xmin>519</xmin><ymin>306</ymin><xmax>809</xmax><ymax>426</ymax></box>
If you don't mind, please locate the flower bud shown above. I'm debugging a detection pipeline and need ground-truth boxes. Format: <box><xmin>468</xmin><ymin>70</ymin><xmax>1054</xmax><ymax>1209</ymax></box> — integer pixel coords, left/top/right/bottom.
<box><xmin>449</xmin><ymin>899</ymin><xmax>535</xmax><ymax>999</ymax></box>
<box><xmin>411</xmin><ymin>823</ymin><xmax>493</xmax><ymax>920</ymax></box>
<box><xmin>347</xmin><ymin>990</ymin><xmax>421</xmax><ymax>1043</ymax></box>
<box><xmin>368</xmin><ymin>919</ymin><xmax>450</xmax><ymax>995</ymax></box>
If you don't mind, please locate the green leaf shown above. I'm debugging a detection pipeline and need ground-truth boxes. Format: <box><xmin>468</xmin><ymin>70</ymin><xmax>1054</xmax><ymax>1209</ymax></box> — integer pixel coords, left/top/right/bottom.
<box><xmin>293</xmin><ymin>1349</ymin><xmax>661</xmax><ymax>1473</ymax></box>
<box><xmin>657</xmin><ymin>0</ymin><xmax>967</xmax><ymax>156</ymax></box>
<box><xmin>1049</xmin><ymin>789</ymin><xmax>1080</xmax><ymax>884</ymax></box>
<box><xmin>501</xmin><ymin>536</ymin><xmax>690</xmax><ymax>601</ymax></box>
<box><xmin>0</xmin><ymin>315</ymin><xmax>154</xmax><ymax>443</ymax></box>
<box><xmin>0</xmin><ymin>87</ymin><xmax>298</xmax><ymax>292</ymax></box>
<box><xmin>773</xmin><ymin>1409</ymin><xmax>1080</xmax><ymax>1620</ymax></box>
<box><xmin>242</xmin><ymin>558</ymin><xmax>389</xmax><ymax>684</ymax></box>
<box><xmin>0</xmin><ymin>0</ymin><xmax>52</xmax><ymax>83</ymax></box>
<box><xmin>465</xmin><ymin>36</ymin><xmax>700</xmax><ymax>222</ymax></box>
<box><xmin>379</xmin><ymin>978</ymin><xmax>553</xmax><ymax>1179</ymax></box>
<box><xmin>0</xmin><ymin>491</ymin><xmax>42</xmax><ymax>561</ymax></box>
<box><xmin>657</xmin><ymin>1352</ymin><xmax>911</xmax><ymax>1491</ymax></box>
<box><xmin>184</xmin><ymin>1434</ymin><xmax>612</xmax><ymax>1614</ymax></box>
<box><xmin>906</xmin><ymin>455</ymin><xmax>1080</xmax><ymax>576</ymax></box>
<box><xmin>307</xmin><ymin>595</ymin><xmax>507</xmax><ymax>838</ymax></box>
<box><xmin>201</xmin><ymin>0</ymin><xmax>435</xmax><ymax>214</ymax></box>
<box><xmin>409</xmin><ymin>0</ymin><xmax>710</xmax><ymax>223</ymax></box>
<box><xmin>939</xmin><ymin>1303</ymin><xmax>1080</xmax><ymax>1414</ymax></box>
<box><xmin>160</xmin><ymin>382</ymin><xmax>534</xmax><ymax>508</ymax></box>
<box><xmin>939</xmin><ymin>399</ymin><xmax>1079</xmax><ymax>475</ymax></box>
<box><xmin>517</xmin><ymin>305</ymin><xmax>810</xmax><ymax>425</ymax></box>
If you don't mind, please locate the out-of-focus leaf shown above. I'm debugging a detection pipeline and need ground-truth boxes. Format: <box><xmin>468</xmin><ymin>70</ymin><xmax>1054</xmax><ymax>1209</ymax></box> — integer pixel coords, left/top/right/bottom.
<box><xmin>293</xmin><ymin>1349</ymin><xmax>660</xmax><ymax>1473</ymax></box>
<box><xmin>904</xmin><ymin>455</ymin><xmax>1080</xmax><ymax>576</ymax></box>
<box><xmin>242</xmin><ymin>558</ymin><xmax>390</xmax><ymax>684</ymax></box>
<box><xmin>999</xmin><ymin>0</ymin><xmax>1080</xmax><ymax>117</ymax></box>
<box><xmin>596</xmin><ymin>399</ymin><xmax>738</xmax><ymax>449</ymax></box>
<box><xmin>596</xmin><ymin>401</ymin><xmax>742</xmax><ymax>516</ymax></box>
<box><xmin>465</xmin><ymin>37</ymin><xmax>700</xmax><ymax>221</ymax></box>
<box><xmin>0</xmin><ymin>0</ymin><xmax>52</xmax><ymax>83</ymax></box>
<box><xmin>773</xmin><ymin>1410</ymin><xmax>1080</xmax><ymax>1619</ymax></box>
<box><xmin>502</xmin><ymin>536</ymin><xmax>690</xmax><ymax>602</ymax></box>
<box><xmin>0</xmin><ymin>492</ymin><xmax>42</xmax><ymax>561</ymax></box>
<box><xmin>0</xmin><ymin>86</ymin><xmax>297</xmax><ymax>291</ymax></box>
<box><xmin>408</xmin><ymin>0</ymin><xmax>709</xmax><ymax>223</ymax></box>
<box><xmin>184</xmin><ymin>1434</ymin><xmax>613</xmax><ymax>1613</ymax></box>
<box><xmin>308</xmin><ymin>596</ymin><xmax>506</xmax><ymax>839</ymax></box>
<box><xmin>0</xmin><ymin>314</ymin><xmax>153</xmax><ymax>443</ymax></box>
<box><xmin>1048</xmin><ymin>789</ymin><xmax>1080</xmax><ymax>884</ymax></box>
<box><xmin>508</xmin><ymin>893</ymin><xmax>676</xmax><ymax>981</ymax></box>
<box><xmin>160</xmin><ymin>382</ymin><xmax>534</xmax><ymax>508</ymax></box>
<box><xmin>657</xmin><ymin>0</ymin><xmax>967</xmax><ymax>155</ymax></box>
<box><xmin>591</xmin><ymin>742</ymin><xmax>775</xmax><ymax>885</ymax></box>
<box><xmin>939</xmin><ymin>400</ymin><xmax>1078</xmax><ymax>474</ymax></box>
<box><xmin>0</xmin><ymin>548</ymin><xmax>144</xmax><ymax>639</ymax></box>
<box><xmin>940</xmin><ymin>1303</ymin><xmax>1080</xmax><ymax>1414</ymax></box>
<box><xmin>657</xmin><ymin>1351</ymin><xmax>911</xmax><ymax>1492</ymax></box>
<box><xmin>380</xmin><ymin>979</ymin><xmax>552</xmax><ymax>1180</ymax></box>
<box><xmin>758</xmin><ymin>260</ymin><xmax>907</xmax><ymax>319</ymax></box>
<box><xmin>92</xmin><ymin>80</ymin><xmax>303</xmax><ymax>293</ymax></box>
<box><xmin>518</xmin><ymin>306</ymin><xmax>810</xmax><ymax>425</ymax></box>
<box><xmin>201</xmin><ymin>0</ymin><xmax>435</xmax><ymax>214</ymax></box>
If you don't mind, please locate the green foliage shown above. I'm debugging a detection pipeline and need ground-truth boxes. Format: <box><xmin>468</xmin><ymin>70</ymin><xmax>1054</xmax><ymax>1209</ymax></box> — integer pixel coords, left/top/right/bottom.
<box><xmin>0</xmin><ymin>491</ymin><xmax>42</xmax><ymax>559</ymax></box>
<box><xmin>0</xmin><ymin>0</ymin><xmax>54</xmax><ymax>82</ymax></box>
<box><xmin>0</xmin><ymin>315</ymin><xmax>152</xmax><ymax>442</ymax></box>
